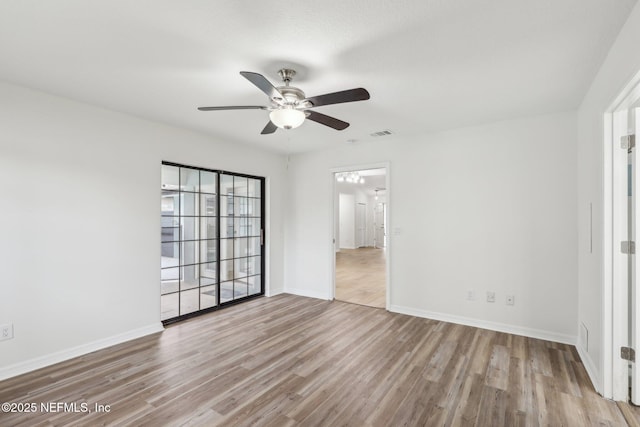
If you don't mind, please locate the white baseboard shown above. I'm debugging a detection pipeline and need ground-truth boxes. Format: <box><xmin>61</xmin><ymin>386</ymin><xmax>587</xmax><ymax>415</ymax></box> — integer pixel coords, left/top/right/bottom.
<box><xmin>576</xmin><ymin>343</ymin><xmax>601</xmax><ymax>394</ymax></box>
<box><xmin>0</xmin><ymin>323</ymin><xmax>164</xmax><ymax>381</ymax></box>
<box><xmin>285</xmin><ymin>287</ymin><xmax>332</xmax><ymax>301</ymax></box>
<box><xmin>266</xmin><ymin>288</ymin><xmax>284</xmax><ymax>297</ymax></box>
<box><xmin>389</xmin><ymin>304</ymin><xmax>576</xmax><ymax>345</ymax></box>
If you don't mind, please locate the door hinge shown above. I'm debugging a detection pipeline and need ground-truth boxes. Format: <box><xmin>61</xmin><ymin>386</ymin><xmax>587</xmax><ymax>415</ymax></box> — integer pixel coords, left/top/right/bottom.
<box><xmin>621</xmin><ymin>134</ymin><xmax>636</xmax><ymax>150</ymax></box>
<box><xmin>622</xmin><ymin>346</ymin><xmax>636</xmax><ymax>362</ymax></box>
<box><xmin>621</xmin><ymin>241</ymin><xmax>636</xmax><ymax>254</ymax></box>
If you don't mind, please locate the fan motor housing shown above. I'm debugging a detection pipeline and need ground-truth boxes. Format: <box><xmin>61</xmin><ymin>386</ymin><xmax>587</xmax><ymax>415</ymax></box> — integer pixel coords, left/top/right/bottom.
<box><xmin>276</xmin><ymin>86</ymin><xmax>305</xmax><ymax>104</ymax></box>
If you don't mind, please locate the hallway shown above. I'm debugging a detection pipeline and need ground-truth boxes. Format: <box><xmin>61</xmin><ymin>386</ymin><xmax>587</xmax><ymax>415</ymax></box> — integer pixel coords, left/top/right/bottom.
<box><xmin>335</xmin><ymin>247</ymin><xmax>386</xmax><ymax>308</ymax></box>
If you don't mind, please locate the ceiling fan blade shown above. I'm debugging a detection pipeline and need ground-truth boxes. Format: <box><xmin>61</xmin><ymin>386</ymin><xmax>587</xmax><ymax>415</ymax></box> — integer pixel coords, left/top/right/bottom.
<box><xmin>198</xmin><ymin>106</ymin><xmax>267</xmax><ymax>111</ymax></box>
<box><xmin>261</xmin><ymin>121</ymin><xmax>278</xmax><ymax>135</ymax></box>
<box><xmin>304</xmin><ymin>88</ymin><xmax>370</xmax><ymax>108</ymax></box>
<box><xmin>240</xmin><ymin>71</ymin><xmax>285</xmax><ymax>104</ymax></box>
<box><xmin>306</xmin><ymin>110</ymin><xmax>349</xmax><ymax>130</ymax></box>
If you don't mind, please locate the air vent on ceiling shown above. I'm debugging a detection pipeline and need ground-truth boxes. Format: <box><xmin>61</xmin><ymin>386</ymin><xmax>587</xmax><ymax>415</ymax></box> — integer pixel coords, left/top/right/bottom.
<box><xmin>370</xmin><ymin>129</ymin><xmax>393</xmax><ymax>137</ymax></box>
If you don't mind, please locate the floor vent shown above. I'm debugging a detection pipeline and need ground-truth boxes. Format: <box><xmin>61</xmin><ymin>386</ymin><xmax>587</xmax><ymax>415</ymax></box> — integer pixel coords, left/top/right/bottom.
<box><xmin>370</xmin><ymin>130</ymin><xmax>393</xmax><ymax>137</ymax></box>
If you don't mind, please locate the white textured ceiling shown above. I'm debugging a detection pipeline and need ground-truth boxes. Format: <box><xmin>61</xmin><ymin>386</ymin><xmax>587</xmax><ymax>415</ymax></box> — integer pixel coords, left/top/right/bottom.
<box><xmin>0</xmin><ymin>0</ymin><xmax>635</xmax><ymax>153</ymax></box>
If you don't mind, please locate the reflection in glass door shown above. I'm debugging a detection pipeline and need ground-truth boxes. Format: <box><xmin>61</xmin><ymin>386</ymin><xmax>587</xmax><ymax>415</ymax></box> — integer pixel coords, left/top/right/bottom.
<box><xmin>161</xmin><ymin>163</ymin><xmax>264</xmax><ymax>322</ymax></box>
<box><xmin>219</xmin><ymin>173</ymin><xmax>263</xmax><ymax>303</ymax></box>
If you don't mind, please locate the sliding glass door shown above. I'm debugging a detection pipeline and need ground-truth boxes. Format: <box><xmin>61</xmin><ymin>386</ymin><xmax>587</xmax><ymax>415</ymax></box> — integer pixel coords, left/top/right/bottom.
<box><xmin>161</xmin><ymin>162</ymin><xmax>264</xmax><ymax>322</ymax></box>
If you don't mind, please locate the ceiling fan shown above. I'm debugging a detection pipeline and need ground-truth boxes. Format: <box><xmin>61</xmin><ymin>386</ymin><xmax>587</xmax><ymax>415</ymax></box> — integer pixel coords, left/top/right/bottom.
<box><xmin>198</xmin><ymin>69</ymin><xmax>370</xmax><ymax>134</ymax></box>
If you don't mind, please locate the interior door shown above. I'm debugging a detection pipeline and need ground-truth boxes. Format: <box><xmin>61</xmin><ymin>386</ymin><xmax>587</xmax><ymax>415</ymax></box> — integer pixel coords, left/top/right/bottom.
<box><xmin>631</xmin><ymin>104</ymin><xmax>640</xmax><ymax>404</ymax></box>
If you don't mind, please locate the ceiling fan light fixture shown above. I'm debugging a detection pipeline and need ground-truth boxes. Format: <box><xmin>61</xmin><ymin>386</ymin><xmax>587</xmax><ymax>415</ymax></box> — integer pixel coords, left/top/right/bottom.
<box><xmin>198</xmin><ymin>70</ymin><xmax>370</xmax><ymax>134</ymax></box>
<box><xmin>269</xmin><ymin>108</ymin><xmax>305</xmax><ymax>130</ymax></box>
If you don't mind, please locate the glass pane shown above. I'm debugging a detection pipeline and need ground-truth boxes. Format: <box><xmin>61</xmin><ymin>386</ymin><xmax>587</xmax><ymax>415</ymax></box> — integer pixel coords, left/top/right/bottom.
<box><xmin>181</xmin><ymin>241</ymin><xmax>197</xmax><ymax>265</ymax></box>
<box><xmin>182</xmin><ymin>192</ymin><xmax>198</xmax><ymax>216</ymax></box>
<box><xmin>220</xmin><ymin>281</ymin><xmax>233</xmax><ymax>303</ymax></box>
<box><xmin>201</xmin><ymin>194</ymin><xmax>217</xmax><ymax>216</ymax></box>
<box><xmin>161</xmin><ymin>165</ymin><xmax>180</xmax><ymax>191</ymax></box>
<box><xmin>201</xmin><ymin>171</ymin><xmax>217</xmax><ymax>194</ymax></box>
<box><xmin>248</xmin><ymin>237</ymin><xmax>261</xmax><ymax>256</ymax></box>
<box><xmin>234</xmin><ymin>238</ymin><xmax>248</xmax><ymax>258</ymax></box>
<box><xmin>180</xmin><ymin>167</ymin><xmax>199</xmax><ymax>192</ymax></box>
<box><xmin>220</xmin><ymin>174</ymin><xmax>234</xmax><ymax>195</ymax></box>
<box><xmin>248</xmin><ymin>256</ymin><xmax>261</xmax><ymax>277</ymax></box>
<box><xmin>248</xmin><ymin>178</ymin><xmax>261</xmax><ymax>198</ymax></box>
<box><xmin>200</xmin><ymin>239</ymin><xmax>217</xmax><ymax>263</ymax></box>
<box><xmin>220</xmin><ymin>239</ymin><xmax>233</xmax><ymax>260</ymax></box>
<box><xmin>249</xmin><ymin>218</ymin><xmax>261</xmax><ymax>237</ymax></box>
<box><xmin>161</xmin><ymin>219</ymin><xmax>179</xmax><ymax>242</ymax></box>
<box><xmin>234</xmin><ymin>279</ymin><xmax>248</xmax><ymax>298</ymax></box>
<box><xmin>220</xmin><ymin>193</ymin><xmax>234</xmax><ymax>217</ymax></box>
<box><xmin>235</xmin><ymin>197</ymin><xmax>248</xmax><ymax>216</ymax></box>
<box><xmin>220</xmin><ymin>260</ymin><xmax>234</xmax><ymax>282</ymax></box>
<box><xmin>220</xmin><ymin>217</ymin><xmax>234</xmax><ymax>238</ymax></box>
<box><xmin>234</xmin><ymin>258</ymin><xmax>248</xmax><ymax>279</ymax></box>
<box><xmin>248</xmin><ymin>275</ymin><xmax>261</xmax><ymax>295</ymax></box>
<box><xmin>161</xmin><ymin>242</ymin><xmax>179</xmax><ymax>266</ymax></box>
<box><xmin>200</xmin><ymin>285</ymin><xmax>217</xmax><ymax>309</ymax></box>
<box><xmin>161</xmin><ymin>293</ymin><xmax>179</xmax><ymax>320</ymax></box>
<box><xmin>248</xmin><ymin>198</ymin><xmax>261</xmax><ymax>217</ymax></box>
<box><xmin>161</xmin><ymin>266</ymin><xmax>179</xmax><ymax>279</ymax></box>
<box><xmin>200</xmin><ymin>263</ymin><xmax>217</xmax><ymax>284</ymax></box>
<box><xmin>181</xmin><ymin>217</ymin><xmax>197</xmax><ymax>241</ymax></box>
<box><xmin>200</xmin><ymin>217</ymin><xmax>217</xmax><ymax>240</ymax></box>
<box><xmin>234</xmin><ymin>176</ymin><xmax>248</xmax><ymax>197</ymax></box>
<box><xmin>181</xmin><ymin>265</ymin><xmax>199</xmax><ymax>290</ymax></box>
<box><xmin>180</xmin><ymin>289</ymin><xmax>199</xmax><ymax>315</ymax></box>
<box><xmin>161</xmin><ymin>268</ymin><xmax>179</xmax><ymax>295</ymax></box>
<box><xmin>161</xmin><ymin>191</ymin><xmax>180</xmax><ymax>216</ymax></box>
<box><xmin>235</xmin><ymin>217</ymin><xmax>248</xmax><ymax>237</ymax></box>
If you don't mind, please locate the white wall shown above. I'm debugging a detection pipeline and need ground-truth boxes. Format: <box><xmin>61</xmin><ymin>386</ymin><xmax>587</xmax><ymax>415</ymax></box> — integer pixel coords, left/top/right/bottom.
<box><xmin>285</xmin><ymin>112</ymin><xmax>578</xmax><ymax>342</ymax></box>
<box><xmin>0</xmin><ymin>82</ymin><xmax>287</xmax><ymax>378</ymax></box>
<box><xmin>577</xmin><ymin>3</ymin><xmax>640</xmax><ymax>396</ymax></box>
<box><xmin>339</xmin><ymin>193</ymin><xmax>356</xmax><ymax>249</ymax></box>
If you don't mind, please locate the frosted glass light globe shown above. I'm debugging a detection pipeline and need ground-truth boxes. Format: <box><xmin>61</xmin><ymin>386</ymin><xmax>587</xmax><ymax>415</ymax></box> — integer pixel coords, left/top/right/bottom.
<box><xmin>269</xmin><ymin>108</ymin><xmax>305</xmax><ymax>129</ymax></box>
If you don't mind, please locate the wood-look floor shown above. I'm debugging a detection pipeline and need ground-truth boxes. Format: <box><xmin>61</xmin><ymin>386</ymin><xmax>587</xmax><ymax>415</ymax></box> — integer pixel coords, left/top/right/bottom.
<box><xmin>335</xmin><ymin>247</ymin><xmax>386</xmax><ymax>308</ymax></box>
<box><xmin>1</xmin><ymin>294</ymin><xmax>640</xmax><ymax>426</ymax></box>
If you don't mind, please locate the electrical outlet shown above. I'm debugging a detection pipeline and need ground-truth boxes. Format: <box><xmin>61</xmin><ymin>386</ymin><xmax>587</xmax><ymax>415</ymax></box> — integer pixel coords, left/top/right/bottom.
<box><xmin>0</xmin><ymin>323</ymin><xmax>13</xmax><ymax>341</ymax></box>
<box><xmin>486</xmin><ymin>292</ymin><xmax>495</xmax><ymax>303</ymax></box>
<box><xmin>506</xmin><ymin>295</ymin><xmax>515</xmax><ymax>306</ymax></box>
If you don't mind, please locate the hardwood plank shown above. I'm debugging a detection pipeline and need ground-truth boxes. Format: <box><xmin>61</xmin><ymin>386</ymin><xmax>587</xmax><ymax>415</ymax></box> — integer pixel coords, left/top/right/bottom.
<box><xmin>485</xmin><ymin>345</ymin><xmax>510</xmax><ymax>391</ymax></box>
<box><xmin>618</xmin><ymin>402</ymin><xmax>640</xmax><ymax>427</ymax></box>
<box><xmin>335</xmin><ymin>247</ymin><xmax>386</xmax><ymax>308</ymax></box>
<box><xmin>475</xmin><ymin>385</ymin><xmax>508</xmax><ymax>427</ymax></box>
<box><xmin>0</xmin><ymin>294</ymin><xmax>636</xmax><ymax>426</ymax></box>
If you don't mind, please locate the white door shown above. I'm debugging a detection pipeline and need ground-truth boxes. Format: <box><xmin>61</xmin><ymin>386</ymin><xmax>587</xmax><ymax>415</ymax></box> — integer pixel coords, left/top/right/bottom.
<box><xmin>356</xmin><ymin>203</ymin><xmax>366</xmax><ymax>247</ymax></box>
<box><xmin>339</xmin><ymin>193</ymin><xmax>356</xmax><ymax>249</ymax></box>
<box><xmin>630</xmin><ymin>104</ymin><xmax>640</xmax><ymax>404</ymax></box>
<box><xmin>374</xmin><ymin>202</ymin><xmax>386</xmax><ymax>248</ymax></box>
<box><xmin>613</xmin><ymin>100</ymin><xmax>640</xmax><ymax>403</ymax></box>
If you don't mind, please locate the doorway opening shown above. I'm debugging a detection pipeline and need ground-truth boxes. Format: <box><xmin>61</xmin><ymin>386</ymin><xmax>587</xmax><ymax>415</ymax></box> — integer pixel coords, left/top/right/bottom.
<box><xmin>606</xmin><ymin>73</ymin><xmax>640</xmax><ymax>403</ymax></box>
<box><xmin>160</xmin><ymin>162</ymin><xmax>265</xmax><ymax>324</ymax></box>
<box><xmin>333</xmin><ymin>167</ymin><xmax>388</xmax><ymax>308</ymax></box>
